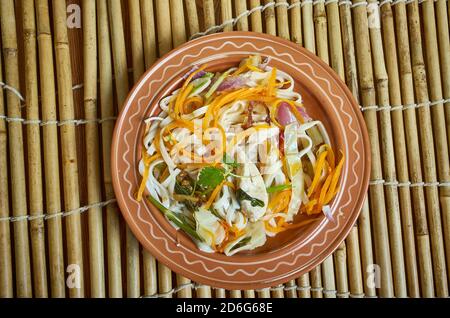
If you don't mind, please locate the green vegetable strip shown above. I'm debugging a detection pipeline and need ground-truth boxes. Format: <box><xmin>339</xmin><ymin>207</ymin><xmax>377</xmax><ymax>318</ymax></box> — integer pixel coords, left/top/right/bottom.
<box><xmin>204</xmin><ymin>69</ymin><xmax>233</xmax><ymax>99</ymax></box>
<box><xmin>266</xmin><ymin>184</ymin><xmax>292</xmax><ymax>193</ymax></box>
<box><xmin>147</xmin><ymin>195</ymin><xmax>203</xmax><ymax>242</ymax></box>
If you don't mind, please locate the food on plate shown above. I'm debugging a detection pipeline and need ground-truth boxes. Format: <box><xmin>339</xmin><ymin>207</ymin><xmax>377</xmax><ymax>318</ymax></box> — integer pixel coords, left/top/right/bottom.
<box><xmin>136</xmin><ymin>55</ymin><xmax>344</xmax><ymax>256</ymax></box>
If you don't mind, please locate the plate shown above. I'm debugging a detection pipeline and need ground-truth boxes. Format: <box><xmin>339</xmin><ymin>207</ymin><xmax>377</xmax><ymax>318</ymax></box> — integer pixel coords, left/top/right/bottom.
<box><xmin>111</xmin><ymin>32</ymin><xmax>370</xmax><ymax>290</ymax></box>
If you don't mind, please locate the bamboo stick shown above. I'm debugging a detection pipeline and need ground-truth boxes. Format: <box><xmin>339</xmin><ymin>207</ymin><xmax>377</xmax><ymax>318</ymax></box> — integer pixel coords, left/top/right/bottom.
<box><xmin>257</xmin><ymin>288</ymin><xmax>271</xmax><ymax>298</ymax></box>
<box><xmin>108</xmin><ymin>0</ymin><xmax>140</xmax><ymax>298</ymax></box>
<box><xmin>339</xmin><ymin>3</ymin><xmax>358</xmax><ymax>95</ymax></box>
<box><xmin>326</xmin><ymin>1</ymin><xmax>351</xmax><ymax>298</ymax></box>
<box><xmin>143</xmin><ymin>251</ymin><xmax>157</xmax><ymax>296</ymax></box>
<box><xmin>22</xmin><ymin>0</ymin><xmax>48</xmax><ymax>298</ymax></box>
<box><xmin>263</xmin><ymin>0</ymin><xmax>276</xmax><ymax>35</ymax></box>
<box><xmin>1</xmin><ymin>0</ymin><xmax>32</xmax><ymax>298</ymax></box>
<box><xmin>140</xmin><ymin>0</ymin><xmax>158</xmax><ymax>297</ymax></box>
<box><xmin>290</xmin><ymin>0</ymin><xmax>302</xmax><ymax>45</ymax></box>
<box><xmin>140</xmin><ymin>0</ymin><xmax>157</xmax><ymax>69</ymax></box>
<box><xmin>196</xmin><ymin>285</ymin><xmax>212</xmax><ymax>298</ymax></box>
<box><xmin>83</xmin><ymin>0</ymin><xmax>105</xmax><ymax>298</ymax></box>
<box><xmin>97</xmin><ymin>0</ymin><xmax>123</xmax><ymax>298</ymax></box>
<box><xmin>235</xmin><ymin>0</ymin><xmax>249</xmax><ymax>31</ymax></box>
<box><xmin>416</xmin><ymin>0</ymin><xmax>449</xmax><ymax>297</ymax></box>
<box><xmin>156</xmin><ymin>0</ymin><xmax>173</xmax><ymax>56</ymax></box>
<box><xmin>186</xmin><ymin>0</ymin><xmax>200</xmax><ymax>37</ymax></box>
<box><xmin>249</xmin><ymin>0</ymin><xmax>263</xmax><ymax>32</ymax></box>
<box><xmin>176</xmin><ymin>276</ymin><xmax>192</xmax><ymax>298</ymax></box>
<box><xmin>301</xmin><ymin>0</ymin><xmax>315</xmax><ymax>53</ymax></box>
<box><xmin>394</xmin><ymin>1</ymin><xmax>434</xmax><ymax>297</ymax></box>
<box><xmin>367</xmin><ymin>0</ymin><xmax>407</xmax><ymax>297</ymax></box>
<box><xmin>155</xmin><ymin>0</ymin><xmax>177</xmax><ymax>298</ymax></box>
<box><xmin>230</xmin><ymin>290</ymin><xmax>242</xmax><ymax>298</ymax></box>
<box><xmin>285</xmin><ymin>280</ymin><xmax>297</xmax><ymax>298</ymax></box>
<box><xmin>244</xmin><ymin>290</ymin><xmax>255</xmax><ymax>298</ymax></box>
<box><xmin>313</xmin><ymin>1</ymin><xmax>327</xmax><ymax>63</ymax></box>
<box><xmin>275</xmin><ymin>0</ymin><xmax>289</xmax><ymax>40</ymax></box>
<box><xmin>435</xmin><ymin>0</ymin><xmax>450</xmax><ymax>151</ymax></box>
<box><xmin>0</xmin><ymin>19</ymin><xmax>13</xmax><ymax>299</ymax></box>
<box><xmin>215</xmin><ymin>288</ymin><xmax>226</xmax><ymax>298</ymax></box>
<box><xmin>353</xmin><ymin>0</ymin><xmax>394</xmax><ymax>297</ymax></box>
<box><xmin>158</xmin><ymin>264</ymin><xmax>172</xmax><ymax>298</ymax></box>
<box><xmin>203</xmin><ymin>0</ymin><xmax>216</xmax><ymax>29</ymax></box>
<box><xmin>345</xmin><ymin>229</ymin><xmax>363</xmax><ymax>298</ymax></box>
<box><xmin>379</xmin><ymin>1</ymin><xmax>420</xmax><ymax>297</ymax></box>
<box><xmin>339</xmin><ymin>2</ymin><xmax>375</xmax><ymax>298</ymax></box>
<box><xmin>221</xmin><ymin>0</ymin><xmax>233</xmax><ymax>32</ymax></box>
<box><xmin>296</xmin><ymin>274</ymin><xmax>311</xmax><ymax>298</ymax></box>
<box><xmin>53</xmin><ymin>0</ymin><xmax>84</xmax><ymax>297</ymax></box>
<box><xmin>130</xmin><ymin>0</ymin><xmax>145</xmax><ymax>80</ymax></box>
<box><xmin>435</xmin><ymin>0</ymin><xmax>450</xmax><ymax>281</ymax></box>
<box><xmin>35</xmin><ymin>0</ymin><xmax>65</xmax><ymax>298</ymax></box>
<box><xmin>170</xmin><ymin>0</ymin><xmax>187</xmax><ymax>47</ymax></box>
<box><xmin>310</xmin><ymin>268</ymin><xmax>323</xmax><ymax>298</ymax></box>
<box><xmin>271</xmin><ymin>285</ymin><xmax>284</xmax><ymax>298</ymax></box>
<box><xmin>108</xmin><ymin>0</ymin><xmax>130</xmax><ymax>106</ymax></box>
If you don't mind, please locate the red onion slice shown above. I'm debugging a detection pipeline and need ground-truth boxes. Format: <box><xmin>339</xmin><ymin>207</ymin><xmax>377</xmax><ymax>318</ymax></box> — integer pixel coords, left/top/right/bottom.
<box><xmin>277</xmin><ymin>102</ymin><xmax>296</xmax><ymax>126</ymax></box>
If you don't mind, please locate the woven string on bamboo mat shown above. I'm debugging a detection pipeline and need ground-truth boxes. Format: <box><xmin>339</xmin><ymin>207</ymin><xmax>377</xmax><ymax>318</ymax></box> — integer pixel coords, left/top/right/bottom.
<box><xmin>0</xmin><ymin>0</ymin><xmax>449</xmax><ymax>298</ymax></box>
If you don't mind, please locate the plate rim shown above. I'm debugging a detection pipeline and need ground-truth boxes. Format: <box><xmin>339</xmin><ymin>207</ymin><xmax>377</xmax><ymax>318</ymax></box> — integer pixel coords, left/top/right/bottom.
<box><xmin>111</xmin><ymin>31</ymin><xmax>371</xmax><ymax>290</ymax></box>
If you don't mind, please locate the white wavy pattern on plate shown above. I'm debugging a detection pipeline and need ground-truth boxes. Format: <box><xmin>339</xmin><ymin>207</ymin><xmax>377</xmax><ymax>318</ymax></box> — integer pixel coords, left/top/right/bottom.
<box><xmin>119</xmin><ymin>38</ymin><xmax>361</xmax><ymax>278</ymax></box>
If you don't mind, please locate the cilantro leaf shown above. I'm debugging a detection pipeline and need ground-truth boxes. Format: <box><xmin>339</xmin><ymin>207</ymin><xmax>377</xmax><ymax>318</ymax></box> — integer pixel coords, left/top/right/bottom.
<box><xmin>236</xmin><ymin>189</ymin><xmax>264</xmax><ymax>207</ymax></box>
<box><xmin>197</xmin><ymin>166</ymin><xmax>225</xmax><ymax>191</ymax></box>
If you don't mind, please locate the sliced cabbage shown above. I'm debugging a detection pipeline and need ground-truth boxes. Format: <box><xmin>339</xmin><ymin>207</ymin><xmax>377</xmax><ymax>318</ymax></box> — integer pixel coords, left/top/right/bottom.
<box><xmin>194</xmin><ymin>208</ymin><xmax>226</xmax><ymax>253</ymax></box>
<box><xmin>236</xmin><ymin>152</ymin><xmax>268</xmax><ymax>222</ymax></box>
<box><xmin>284</xmin><ymin>123</ymin><xmax>305</xmax><ymax>221</ymax></box>
<box><xmin>223</xmin><ymin>221</ymin><xmax>266</xmax><ymax>256</ymax></box>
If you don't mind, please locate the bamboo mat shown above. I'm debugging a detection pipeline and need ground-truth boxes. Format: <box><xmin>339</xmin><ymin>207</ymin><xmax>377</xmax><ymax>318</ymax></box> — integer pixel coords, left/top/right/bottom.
<box><xmin>0</xmin><ymin>0</ymin><xmax>449</xmax><ymax>298</ymax></box>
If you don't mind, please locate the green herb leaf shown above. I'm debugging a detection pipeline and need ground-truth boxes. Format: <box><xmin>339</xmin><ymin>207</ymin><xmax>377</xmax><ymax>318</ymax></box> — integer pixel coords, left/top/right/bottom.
<box><xmin>266</xmin><ymin>184</ymin><xmax>292</xmax><ymax>193</ymax></box>
<box><xmin>197</xmin><ymin>166</ymin><xmax>225</xmax><ymax>191</ymax></box>
<box><xmin>236</xmin><ymin>189</ymin><xmax>265</xmax><ymax>207</ymax></box>
<box><xmin>223</xmin><ymin>153</ymin><xmax>240</xmax><ymax>169</ymax></box>
<box><xmin>147</xmin><ymin>195</ymin><xmax>203</xmax><ymax>242</ymax></box>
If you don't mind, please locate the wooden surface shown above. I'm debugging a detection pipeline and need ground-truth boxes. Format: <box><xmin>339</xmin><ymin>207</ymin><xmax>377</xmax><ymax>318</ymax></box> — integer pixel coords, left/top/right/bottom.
<box><xmin>0</xmin><ymin>0</ymin><xmax>449</xmax><ymax>298</ymax></box>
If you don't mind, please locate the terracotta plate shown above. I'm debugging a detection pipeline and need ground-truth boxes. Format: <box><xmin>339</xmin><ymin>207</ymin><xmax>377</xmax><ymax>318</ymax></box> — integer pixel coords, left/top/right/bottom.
<box><xmin>111</xmin><ymin>32</ymin><xmax>370</xmax><ymax>290</ymax></box>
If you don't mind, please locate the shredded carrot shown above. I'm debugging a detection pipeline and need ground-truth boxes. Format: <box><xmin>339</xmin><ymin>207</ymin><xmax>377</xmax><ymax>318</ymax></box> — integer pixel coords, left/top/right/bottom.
<box><xmin>183</xmin><ymin>95</ymin><xmax>203</xmax><ymax>114</ymax></box>
<box><xmin>268</xmin><ymin>189</ymin><xmax>291</xmax><ymax>213</ymax></box>
<box><xmin>267</xmin><ymin>67</ymin><xmax>277</xmax><ymax>96</ymax></box>
<box><xmin>174</xmin><ymin>83</ymin><xmax>194</xmax><ymax>117</ymax></box>
<box><xmin>247</xmin><ymin>64</ymin><xmax>263</xmax><ymax>72</ymax></box>
<box><xmin>307</xmin><ymin>150</ymin><xmax>329</xmax><ymax>197</ymax></box>
<box><xmin>323</xmin><ymin>151</ymin><xmax>345</xmax><ymax>204</ymax></box>
<box><xmin>303</xmin><ymin>199</ymin><xmax>318</xmax><ymax>214</ymax></box>
<box><xmin>223</xmin><ymin>181</ymin><xmax>235</xmax><ymax>190</ymax></box>
<box><xmin>316</xmin><ymin>172</ymin><xmax>333</xmax><ymax>213</ymax></box>
<box><xmin>136</xmin><ymin>152</ymin><xmax>161</xmax><ymax>201</ymax></box>
<box><xmin>204</xmin><ymin>181</ymin><xmax>225</xmax><ymax>210</ymax></box>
